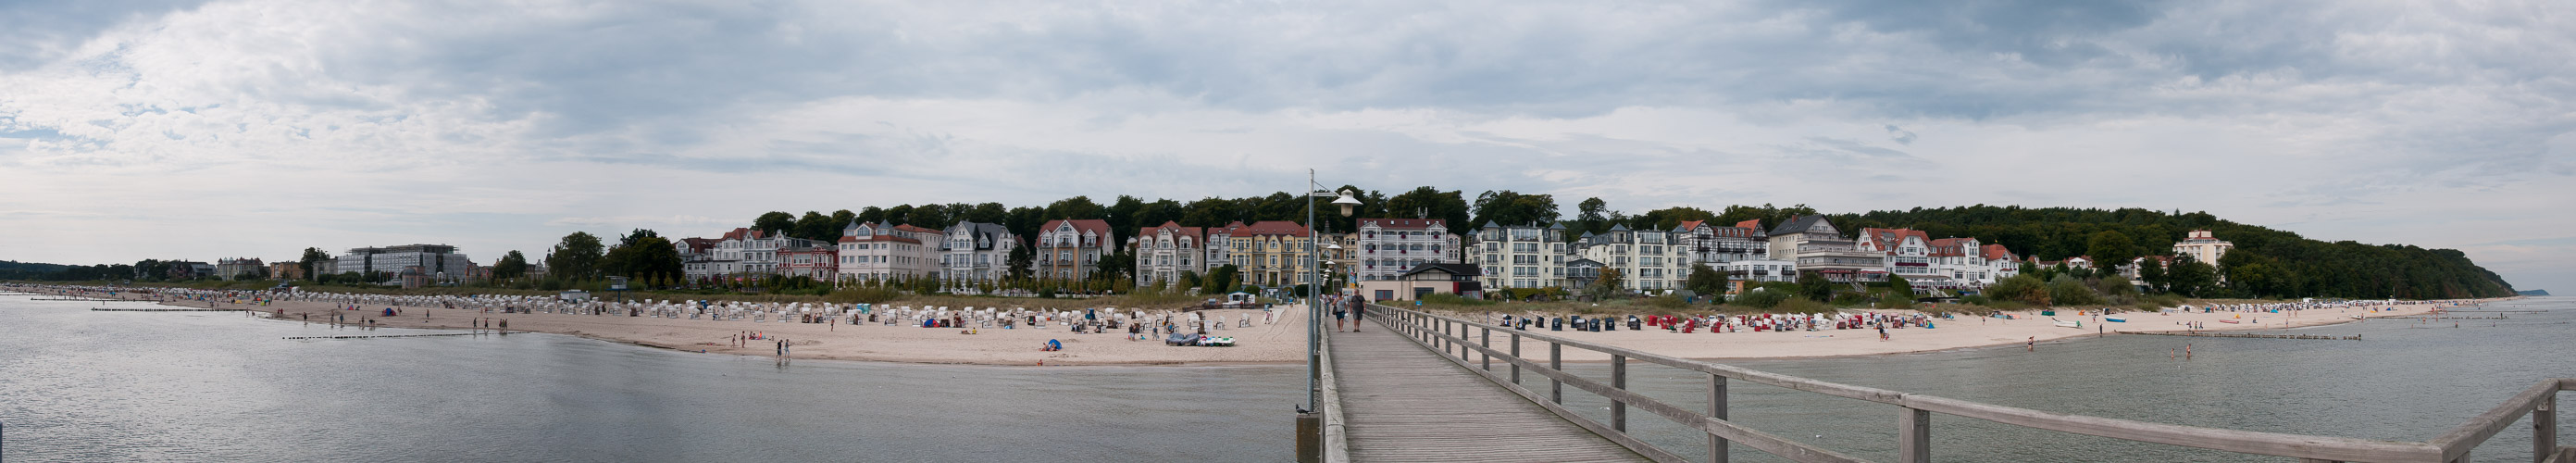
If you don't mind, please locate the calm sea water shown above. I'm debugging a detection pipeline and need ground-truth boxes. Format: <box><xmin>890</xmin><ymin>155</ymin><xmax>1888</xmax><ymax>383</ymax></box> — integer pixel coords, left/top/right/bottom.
<box><xmin>0</xmin><ymin>295</ymin><xmax>1300</xmax><ymax>462</ymax></box>
<box><xmin>1549</xmin><ymin>297</ymin><xmax>2574</xmax><ymax>462</ymax></box>
<box><xmin>4</xmin><ymin>295</ymin><xmax>2566</xmax><ymax>462</ymax></box>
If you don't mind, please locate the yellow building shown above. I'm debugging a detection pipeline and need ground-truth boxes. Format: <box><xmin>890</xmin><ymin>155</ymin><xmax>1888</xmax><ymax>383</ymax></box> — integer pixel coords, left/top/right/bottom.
<box><xmin>2172</xmin><ymin>230</ymin><xmax>2234</xmax><ymax>266</ymax></box>
<box><xmin>1212</xmin><ymin>220</ymin><xmax>1320</xmax><ymax>289</ymax></box>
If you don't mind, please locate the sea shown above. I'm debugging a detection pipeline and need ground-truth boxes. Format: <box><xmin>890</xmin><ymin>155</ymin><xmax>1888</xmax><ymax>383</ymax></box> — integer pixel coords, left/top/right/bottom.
<box><xmin>1</xmin><ymin>294</ymin><xmax>2565</xmax><ymax>462</ymax></box>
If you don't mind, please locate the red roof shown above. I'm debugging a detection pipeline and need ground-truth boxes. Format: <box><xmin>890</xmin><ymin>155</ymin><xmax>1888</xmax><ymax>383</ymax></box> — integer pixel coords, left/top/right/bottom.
<box><xmin>719</xmin><ymin>228</ymin><xmax>767</xmax><ymax>240</ymax></box>
<box><xmin>1734</xmin><ymin>219</ymin><xmax>1762</xmax><ymax>231</ymax></box>
<box><xmin>1140</xmin><ymin>220</ymin><xmax>1206</xmax><ymax>239</ymax></box>
<box><xmin>1040</xmin><ymin>219</ymin><xmax>1114</xmax><ymax>244</ymax></box>
<box><xmin>1981</xmin><ymin>244</ymin><xmax>2015</xmax><ymax>260</ymax></box>
<box><xmin>1676</xmin><ymin>220</ymin><xmax>1705</xmax><ymax>232</ymax></box>
<box><xmin>1859</xmin><ymin>228</ymin><xmax>1931</xmax><ymax>253</ymax></box>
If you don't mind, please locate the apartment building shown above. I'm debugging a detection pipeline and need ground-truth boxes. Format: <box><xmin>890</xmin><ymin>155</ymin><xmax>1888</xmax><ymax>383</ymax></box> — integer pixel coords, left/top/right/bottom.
<box><xmin>1467</xmin><ymin>221</ymin><xmax>1568</xmax><ymax>290</ymax></box>
<box><xmin>1351</xmin><ymin>219</ymin><xmax>1460</xmax><ymax>282</ymax></box>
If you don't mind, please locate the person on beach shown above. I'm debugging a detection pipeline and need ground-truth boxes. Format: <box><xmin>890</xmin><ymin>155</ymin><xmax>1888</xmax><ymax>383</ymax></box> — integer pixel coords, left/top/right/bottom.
<box><xmin>2026</xmin><ymin>336</ymin><xmax>2035</xmax><ymax>352</ymax></box>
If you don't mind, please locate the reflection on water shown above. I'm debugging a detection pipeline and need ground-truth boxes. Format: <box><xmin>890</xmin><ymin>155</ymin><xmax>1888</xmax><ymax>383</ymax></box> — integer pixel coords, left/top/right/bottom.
<box><xmin>0</xmin><ymin>296</ymin><xmax>1298</xmax><ymax>462</ymax></box>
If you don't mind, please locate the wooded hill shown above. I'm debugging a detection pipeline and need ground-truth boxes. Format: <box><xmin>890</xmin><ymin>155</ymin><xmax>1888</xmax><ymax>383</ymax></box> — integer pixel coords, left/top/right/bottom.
<box><xmin>1823</xmin><ymin>206</ymin><xmax>2516</xmax><ymax>300</ymax></box>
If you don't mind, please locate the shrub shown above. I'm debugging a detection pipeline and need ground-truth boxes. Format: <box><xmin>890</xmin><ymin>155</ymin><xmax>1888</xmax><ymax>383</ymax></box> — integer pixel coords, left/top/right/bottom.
<box><xmin>1420</xmin><ymin>293</ymin><xmax>1494</xmax><ymax>307</ymax></box>
<box><xmin>1734</xmin><ymin>289</ymin><xmax>1792</xmax><ymax>308</ymax></box>
<box><xmin>1640</xmin><ymin>294</ymin><xmax>1688</xmax><ymax>309</ymax></box>
<box><xmin>1960</xmin><ymin>294</ymin><xmax>1992</xmax><ymax>306</ymax></box>
<box><xmin>822</xmin><ymin>286</ymin><xmax>902</xmax><ymax>305</ymax></box>
<box><xmin>2047</xmin><ymin>274</ymin><xmax>2104</xmax><ymax>306</ymax></box>
<box><xmin>1773</xmin><ymin>297</ymin><xmax>1832</xmax><ymax>314</ymax></box>
<box><xmin>1986</xmin><ymin>275</ymin><xmax>2048</xmax><ymax>306</ymax></box>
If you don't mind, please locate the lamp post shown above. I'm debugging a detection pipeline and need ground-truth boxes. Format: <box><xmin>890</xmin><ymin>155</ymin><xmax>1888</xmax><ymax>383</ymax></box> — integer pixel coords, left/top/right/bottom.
<box><xmin>1298</xmin><ymin>169</ymin><xmax>1359</xmax><ymax>462</ymax></box>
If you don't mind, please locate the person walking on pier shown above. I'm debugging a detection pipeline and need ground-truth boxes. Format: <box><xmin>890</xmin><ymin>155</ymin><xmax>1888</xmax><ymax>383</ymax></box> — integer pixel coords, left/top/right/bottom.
<box><xmin>1348</xmin><ymin>294</ymin><xmax>1369</xmax><ymax>332</ymax></box>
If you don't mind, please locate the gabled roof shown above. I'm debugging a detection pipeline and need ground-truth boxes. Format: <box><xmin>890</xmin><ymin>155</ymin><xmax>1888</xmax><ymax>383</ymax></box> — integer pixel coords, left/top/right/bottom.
<box><xmin>1735</xmin><ymin>219</ymin><xmax>1763</xmax><ymax>231</ymax></box>
<box><xmin>1982</xmin><ymin>244</ymin><xmax>2015</xmax><ymax>260</ymax></box>
<box><xmin>1039</xmin><ymin>219</ymin><xmax>1114</xmax><ymax>238</ymax></box>
<box><xmin>1770</xmin><ymin>215</ymin><xmax>1831</xmax><ymax>235</ymax></box>
<box><xmin>719</xmin><ymin>228</ymin><xmax>767</xmax><ymax>241</ymax></box>
<box><xmin>1676</xmin><ymin>220</ymin><xmax>1705</xmax><ymax>232</ymax></box>
<box><xmin>1136</xmin><ymin>220</ymin><xmax>1206</xmax><ymax>242</ymax></box>
<box><xmin>1547</xmin><ymin>221</ymin><xmax>1566</xmax><ymax>230</ymax></box>
<box><xmin>1481</xmin><ymin>220</ymin><xmax>1500</xmax><ymax>229</ymax></box>
<box><xmin>1859</xmin><ymin>228</ymin><xmax>1932</xmax><ymax>254</ymax></box>
<box><xmin>1399</xmin><ymin>263</ymin><xmax>1481</xmax><ymax>279</ymax></box>
<box><xmin>1609</xmin><ymin>223</ymin><xmax>1629</xmax><ymax>232</ymax></box>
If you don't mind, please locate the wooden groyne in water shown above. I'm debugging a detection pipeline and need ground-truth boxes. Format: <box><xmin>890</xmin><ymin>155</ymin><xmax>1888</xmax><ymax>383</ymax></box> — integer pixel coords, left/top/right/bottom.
<box><xmin>2119</xmin><ymin>331</ymin><xmax>2360</xmax><ymax>340</ymax></box>
<box><xmin>91</xmin><ymin>307</ymin><xmax>250</xmax><ymax>312</ymax></box>
<box><xmin>283</xmin><ymin>332</ymin><xmax>490</xmax><ymax>340</ymax></box>
<box><xmin>33</xmin><ymin>297</ymin><xmax>124</xmax><ymax>301</ymax></box>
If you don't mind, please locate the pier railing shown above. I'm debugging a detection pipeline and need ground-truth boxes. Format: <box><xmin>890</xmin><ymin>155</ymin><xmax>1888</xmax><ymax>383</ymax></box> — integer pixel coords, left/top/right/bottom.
<box><xmin>1318</xmin><ymin>311</ymin><xmax>1353</xmax><ymax>463</ymax></box>
<box><xmin>1366</xmin><ymin>304</ymin><xmax>2569</xmax><ymax>463</ymax></box>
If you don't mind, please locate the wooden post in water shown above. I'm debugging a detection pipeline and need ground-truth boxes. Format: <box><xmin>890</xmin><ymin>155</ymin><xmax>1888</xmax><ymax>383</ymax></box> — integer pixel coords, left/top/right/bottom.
<box><xmin>1709</xmin><ymin>374</ymin><xmax>1729</xmax><ymax>463</ymax></box>
<box><xmin>1612</xmin><ymin>355</ymin><xmax>1628</xmax><ymax>432</ymax></box>
<box><xmin>1900</xmin><ymin>407</ymin><xmax>1931</xmax><ymax>463</ymax></box>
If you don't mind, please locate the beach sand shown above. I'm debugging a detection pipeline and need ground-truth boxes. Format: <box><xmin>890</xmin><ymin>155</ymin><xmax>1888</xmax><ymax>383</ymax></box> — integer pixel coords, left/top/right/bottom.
<box><xmin>16</xmin><ymin>286</ymin><xmax>2505</xmax><ymax>366</ymax></box>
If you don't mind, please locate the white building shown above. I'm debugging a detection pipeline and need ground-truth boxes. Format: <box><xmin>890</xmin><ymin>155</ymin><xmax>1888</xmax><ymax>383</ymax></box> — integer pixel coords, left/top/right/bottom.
<box><xmin>941</xmin><ymin>221</ymin><xmax>1018</xmax><ymax>283</ymax></box>
<box><xmin>1576</xmin><ymin>224</ymin><xmax>1689</xmax><ymax>292</ymax></box>
<box><xmin>708</xmin><ymin>228</ymin><xmax>822</xmax><ymax>278</ymax></box>
<box><xmin>1352</xmin><ymin>219</ymin><xmax>1461</xmax><ymax>282</ymax></box>
<box><xmin>1926</xmin><ymin>237</ymin><xmax>1992</xmax><ymax>284</ymax></box>
<box><xmin>336</xmin><ymin>244</ymin><xmax>473</xmax><ymax>280</ymax></box>
<box><xmin>1983</xmin><ymin>244</ymin><xmax>2021</xmax><ymax>281</ymax></box>
<box><xmin>1675</xmin><ymin>219</ymin><xmax>1769</xmax><ymax>265</ymax></box>
<box><xmin>1127</xmin><ymin>221</ymin><xmax>1207</xmax><ymax>288</ymax></box>
<box><xmin>1767</xmin><ymin>216</ymin><xmax>1881</xmax><ymax>282</ymax></box>
<box><xmin>1856</xmin><ymin>228</ymin><xmax>1936</xmax><ymax>279</ymax></box>
<box><xmin>838</xmin><ymin>221</ymin><xmax>942</xmax><ymax>282</ymax></box>
<box><xmin>1467</xmin><ymin>221</ymin><xmax>1569</xmax><ymax>290</ymax></box>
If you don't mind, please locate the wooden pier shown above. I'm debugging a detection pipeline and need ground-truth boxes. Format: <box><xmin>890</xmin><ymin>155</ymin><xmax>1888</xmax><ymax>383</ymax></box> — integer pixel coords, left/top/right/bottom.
<box><xmin>1317</xmin><ymin>305</ymin><xmax>2572</xmax><ymax>463</ymax></box>
<box><xmin>1328</xmin><ymin>321</ymin><xmax>1644</xmax><ymax>461</ymax></box>
<box><xmin>2119</xmin><ymin>331</ymin><xmax>2362</xmax><ymax>340</ymax></box>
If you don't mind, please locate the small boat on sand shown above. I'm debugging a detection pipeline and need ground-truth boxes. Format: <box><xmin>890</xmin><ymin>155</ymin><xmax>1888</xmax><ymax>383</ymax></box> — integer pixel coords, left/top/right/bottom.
<box><xmin>2104</xmin><ymin>317</ymin><xmax>2126</xmax><ymax>323</ymax></box>
<box><xmin>2053</xmin><ymin>319</ymin><xmax>2082</xmax><ymax>328</ymax></box>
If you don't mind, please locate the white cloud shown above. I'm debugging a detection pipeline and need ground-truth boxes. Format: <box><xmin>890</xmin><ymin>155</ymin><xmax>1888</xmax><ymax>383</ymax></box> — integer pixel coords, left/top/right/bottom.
<box><xmin>1</xmin><ymin>0</ymin><xmax>2571</xmax><ymax>291</ymax></box>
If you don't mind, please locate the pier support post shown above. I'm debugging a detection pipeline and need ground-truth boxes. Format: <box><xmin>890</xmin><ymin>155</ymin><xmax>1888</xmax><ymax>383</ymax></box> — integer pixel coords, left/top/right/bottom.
<box><xmin>1509</xmin><ymin>333</ymin><xmax>1522</xmax><ymax>384</ymax></box>
<box><xmin>1481</xmin><ymin>327</ymin><xmax>1492</xmax><ymax>371</ymax></box>
<box><xmin>1297</xmin><ymin>411</ymin><xmax>1319</xmax><ymax>463</ymax></box>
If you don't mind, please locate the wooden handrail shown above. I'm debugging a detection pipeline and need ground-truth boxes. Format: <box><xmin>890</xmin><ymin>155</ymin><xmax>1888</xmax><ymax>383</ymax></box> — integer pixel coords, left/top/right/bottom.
<box><xmin>1369</xmin><ymin>304</ymin><xmax>2567</xmax><ymax>463</ymax></box>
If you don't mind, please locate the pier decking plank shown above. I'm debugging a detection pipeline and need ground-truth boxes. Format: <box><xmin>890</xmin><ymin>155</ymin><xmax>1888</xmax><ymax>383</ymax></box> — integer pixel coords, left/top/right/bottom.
<box><xmin>1329</xmin><ymin>319</ymin><xmax>1647</xmax><ymax>463</ymax></box>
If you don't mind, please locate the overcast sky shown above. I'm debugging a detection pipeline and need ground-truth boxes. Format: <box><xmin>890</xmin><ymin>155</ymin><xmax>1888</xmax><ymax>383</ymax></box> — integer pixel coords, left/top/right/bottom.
<box><xmin>1</xmin><ymin>0</ymin><xmax>2570</xmax><ymax>292</ymax></box>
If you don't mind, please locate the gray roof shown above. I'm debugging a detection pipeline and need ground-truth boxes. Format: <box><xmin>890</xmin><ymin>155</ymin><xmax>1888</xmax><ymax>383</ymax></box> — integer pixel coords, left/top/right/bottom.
<box><xmin>1770</xmin><ymin>215</ymin><xmax>1831</xmax><ymax>235</ymax></box>
<box><xmin>1610</xmin><ymin>223</ymin><xmax>1629</xmax><ymax>232</ymax></box>
<box><xmin>1399</xmin><ymin>263</ymin><xmax>1482</xmax><ymax>279</ymax></box>
<box><xmin>1547</xmin><ymin>221</ymin><xmax>1566</xmax><ymax>230</ymax></box>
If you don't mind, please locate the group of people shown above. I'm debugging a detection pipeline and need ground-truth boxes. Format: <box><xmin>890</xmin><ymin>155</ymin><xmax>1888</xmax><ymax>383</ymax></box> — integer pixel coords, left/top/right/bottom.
<box><xmin>1323</xmin><ymin>294</ymin><xmax>1369</xmax><ymax>332</ymax></box>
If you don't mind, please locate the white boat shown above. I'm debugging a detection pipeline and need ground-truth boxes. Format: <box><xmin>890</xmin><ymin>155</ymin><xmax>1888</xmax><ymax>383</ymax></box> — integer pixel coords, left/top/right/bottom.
<box><xmin>2053</xmin><ymin>319</ymin><xmax>2082</xmax><ymax>328</ymax></box>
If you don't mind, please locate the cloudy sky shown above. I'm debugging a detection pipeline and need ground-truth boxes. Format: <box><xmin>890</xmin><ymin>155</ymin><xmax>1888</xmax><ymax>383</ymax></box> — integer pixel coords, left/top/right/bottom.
<box><xmin>1</xmin><ymin>0</ymin><xmax>2570</xmax><ymax>291</ymax></box>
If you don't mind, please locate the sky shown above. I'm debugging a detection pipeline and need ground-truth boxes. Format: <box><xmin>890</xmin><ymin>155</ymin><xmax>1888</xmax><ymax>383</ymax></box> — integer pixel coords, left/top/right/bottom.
<box><xmin>0</xmin><ymin>0</ymin><xmax>2570</xmax><ymax>292</ymax></box>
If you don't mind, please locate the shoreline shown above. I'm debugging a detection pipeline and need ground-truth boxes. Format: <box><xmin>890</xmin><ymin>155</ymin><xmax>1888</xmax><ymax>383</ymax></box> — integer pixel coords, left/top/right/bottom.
<box><xmin>4</xmin><ymin>286</ymin><xmax>2520</xmax><ymax>367</ymax></box>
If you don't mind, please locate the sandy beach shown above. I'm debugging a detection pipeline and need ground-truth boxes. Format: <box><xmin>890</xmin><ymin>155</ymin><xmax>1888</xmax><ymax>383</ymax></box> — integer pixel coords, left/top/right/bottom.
<box><xmin>6</xmin><ymin>285</ymin><xmax>2510</xmax><ymax>366</ymax></box>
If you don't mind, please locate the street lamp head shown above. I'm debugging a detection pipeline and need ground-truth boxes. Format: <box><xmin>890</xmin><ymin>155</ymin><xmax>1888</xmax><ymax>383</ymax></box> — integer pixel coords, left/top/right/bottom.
<box><xmin>1332</xmin><ymin>188</ymin><xmax>1361</xmax><ymax>217</ymax></box>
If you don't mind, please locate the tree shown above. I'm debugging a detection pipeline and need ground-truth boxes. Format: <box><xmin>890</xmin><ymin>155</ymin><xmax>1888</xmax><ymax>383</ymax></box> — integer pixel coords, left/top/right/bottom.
<box><xmin>1796</xmin><ymin>271</ymin><xmax>1834</xmax><ymax>302</ymax></box>
<box><xmin>1470</xmin><ymin>190</ymin><xmax>1560</xmax><ymax>227</ymax></box>
<box><xmin>1382</xmin><ymin>187</ymin><xmax>1474</xmax><ymax>234</ymax></box>
<box><xmin>544</xmin><ymin>232</ymin><xmax>605</xmax><ymax>281</ymax></box>
<box><xmin>493</xmin><ymin>251</ymin><xmax>530</xmax><ymax>280</ymax></box>
<box><xmin>1096</xmin><ymin>247</ymin><xmax>1136</xmax><ymax>282</ymax></box>
<box><xmin>1576</xmin><ymin>197</ymin><xmax>1610</xmax><ymax>235</ymax></box>
<box><xmin>1587</xmin><ymin>268</ymin><xmax>1625</xmax><ymax>300</ymax></box>
<box><xmin>1004</xmin><ymin>243</ymin><xmax>1036</xmax><ymax>282</ymax></box>
<box><xmin>602</xmin><ymin>233</ymin><xmax>684</xmax><ymax>284</ymax></box>
<box><xmin>1177</xmin><ymin>270</ymin><xmax>1201</xmax><ymax>292</ymax></box>
<box><xmin>1685</xmin><ymin>263</ymin><xmax>1730</xmax><ymax>298</ymax></box>
<box><xmin>1204</xmin><ymin>265</ymin><xmax>1240</xmax><ymax>294</ymax></box>
<box><xmin>2135</xmin><ymin>257</ymin><xmax>2168</xmax><ymax>294</ymax></box>
<box><xmin>1885</xmin><ymin>274</ymin><xmax>1912</xmax><ymax>299</ymax></box>
<box><xmin>2086</xmin><ymin>231</ymin><xmax>2140</xmax><ymax>274</ymax></box>
<box><xmin>2165</xmin><ymin>256</ymin><xmax>2219</xmax><ymax>297</ymax></box>
<box><xmin>298</xmin><ymin>247</ymin><xmax>330</xmax><ymax>281</ymax></box>
<box><xmin>792</xmin><ymin>211</ymin><xmax>838</xmax><ymax>241</ymax></box>
<box><xmin>1985</xmin><ymin>274</ymin><xmax>2048</xmax><ymax>306</ymax></box>
<box><xmin>753</xmin><ymin>211</ymin><xmax>795</xmax><ymax>233</ymax></box>
<box><xmin>2047</xmin><ymin>274</ymin><xmax>2103</xmax><ymax>306</ymax></box>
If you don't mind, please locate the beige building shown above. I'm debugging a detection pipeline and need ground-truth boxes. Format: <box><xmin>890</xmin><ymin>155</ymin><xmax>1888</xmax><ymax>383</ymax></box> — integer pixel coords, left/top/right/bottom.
<box><xmin>2172</xmin><ymin>230</ymin><xmax>2234</xmax><ymax>266</ymax></box>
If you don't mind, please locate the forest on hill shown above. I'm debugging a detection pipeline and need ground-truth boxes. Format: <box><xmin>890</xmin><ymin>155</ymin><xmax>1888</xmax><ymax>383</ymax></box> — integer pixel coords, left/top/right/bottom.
<box><xmin>1823</xmin><ymin>206</ymin><xmax>2516</xmax><ymax>300</ymax></box>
